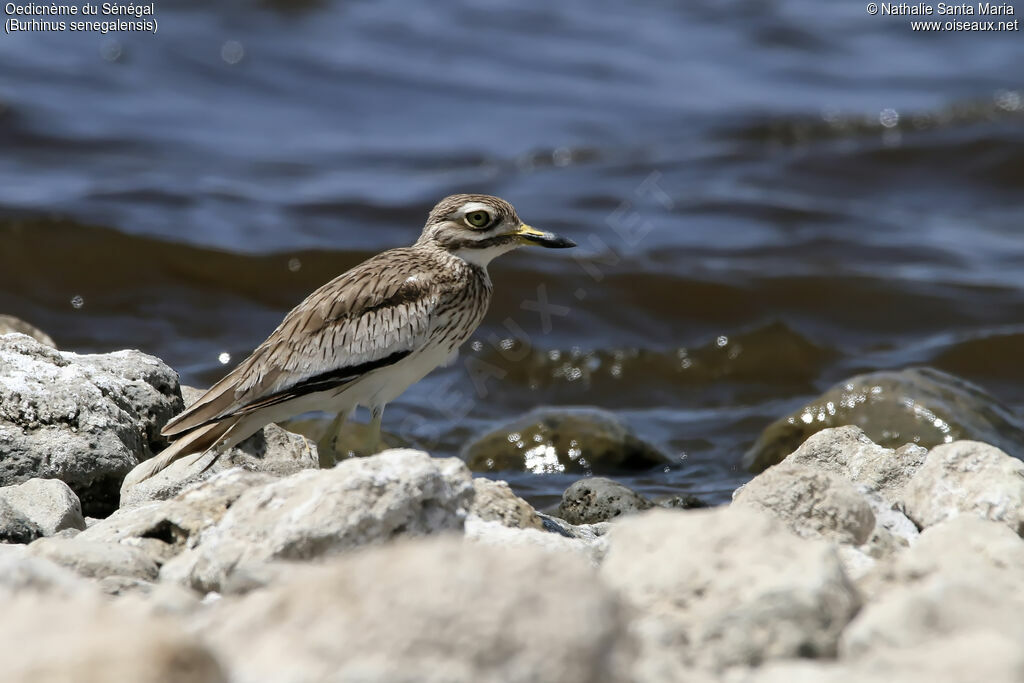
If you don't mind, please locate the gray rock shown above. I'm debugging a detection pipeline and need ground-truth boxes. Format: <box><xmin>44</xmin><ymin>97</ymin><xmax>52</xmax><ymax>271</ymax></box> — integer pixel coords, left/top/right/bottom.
<box><xmin>98</xmin><ymin>576</ymin><xmax>202</xmax><ymax>615</ymax></box>
<box><xmin>81</xmin><ymin>469</ymin><xmax>278</xmax><ymax>573</ymax></box>
<box><xmin>902</xmin><ymin>441</ymin><xmax>1024</xmax><ymax>534</ymax></box>
<box><xmin>0</xmin><ymin>314</ymin><xmax>56</xmax><ymax>347</ymax></box>
<box><xmin>736</xmin><ymin>632</ymin><xmax>1024</xmax><ymax>683</ymax></box>
<box><xmin>601</xmin><ymin>508</ymin><xmax>859</xmax><ymax>672</ymax></box>
<box><xmin>0</xmin><ymin>498</ymin><xmax>43</xmax><ymax>543</ymax></box>
<box><xmin>782</xmin><ymin>426</ymin><xmax>927</xmax><ymax>501</ymax></box>
<box><xmin>0</xmin><ymin>334</ymin><xmax>183</xmax><ymax>516</ymax></box>
<box><xmin>557</xmin><ymin>476</ymin><xmax>654</xmax><ymax>524</ymax></box>
<box><xmin>0</xmin><ymin>546</ymin><xmax>97</xmax><ymax>598</ymax></box>
<box><xmin>463</xmin><ymin>406</ymin><xmax>669</xmax><ymax>474</ymax></box>
<box><xmin>165</xmin><ymin>449</ymin><xmax>474</xmax><ymax>592</ymax></box>
<box><xmin>2</xmin><ymin>594</ymin><xmax>226</xmax><ymax>683</ymax></box>
<box><xmin>27</xmin><ymin>536</ymin><xmax>160</xmax><ymax>580</ymax></box>
<box><xmin>844</xmin><ymin>517</ymin><xmax>1024</xmax><ymax>658</ymax></box>
<box><xmin>120</xmin><ymin>386</ymin><xmax>319</xmax><ymax>507</ymax></box>
<box><xmin>198</xmin><ymin>537</ymin><xmax>633</xmax><ymax>683</ymax></box>
<box><xmin>856</xmin><ymin>485</ymin><xmax>918</xmax><ymax>559</ymax></box>
<box><xmin>465</xmin><ymin>515</ymin><xmax>609</xmax><ymax>565</ymax></box>
<box><xmin>120</xmin><ymin>422</ymin><xmax>319</xmax><ymax>507</ymax></box>
<box><xmin>744</xmin><ymin>368</ymin><xmax>1024</xmax><ymax>472</ymax></box>
<box><xmin>469</xmin><ymin>478</ymin><xmax>543</xmax><ymax>529</ymax></box>
<box><xmin>733</xmin><ymin>464</ymin><xmax>876</xmax><ymax>545</ymax></box>
<box><xmin>0</xmin><ymin>477</ymin><xmax>85</xmax><ymax>535</ymax></box>
<box><xmin>857</xmin><ymin>515</ymin><xmax>1024</xmax><ymax>603</ymax></box>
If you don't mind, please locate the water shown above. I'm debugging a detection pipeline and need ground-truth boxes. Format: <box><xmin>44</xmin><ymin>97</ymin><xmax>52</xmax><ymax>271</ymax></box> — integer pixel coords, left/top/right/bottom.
<box><xmin>1</xmin><ymin>0</ymin><xmax>1022</xmax><ymax>508</ymax></box>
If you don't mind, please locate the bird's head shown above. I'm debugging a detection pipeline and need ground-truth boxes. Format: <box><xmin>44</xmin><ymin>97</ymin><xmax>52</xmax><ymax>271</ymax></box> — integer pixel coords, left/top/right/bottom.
<box><xmin>417</xmin><ymin>194</ymin><xmax>575</xmax><ymax>266</ymax></box>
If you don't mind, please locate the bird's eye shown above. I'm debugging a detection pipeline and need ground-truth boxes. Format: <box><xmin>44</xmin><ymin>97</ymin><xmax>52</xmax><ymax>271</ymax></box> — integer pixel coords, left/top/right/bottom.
<box><xmin>465</xmin><ymin>211</ymin><xmax>492</xmax><ymax>229</ymax></box>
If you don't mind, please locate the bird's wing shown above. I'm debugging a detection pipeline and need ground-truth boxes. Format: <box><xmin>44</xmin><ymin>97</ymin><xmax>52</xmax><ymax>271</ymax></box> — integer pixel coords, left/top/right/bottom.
<box><xmin>162</xmin><ymin>249</ymin><xmax>442</xmax><ymax>437</ymax></box>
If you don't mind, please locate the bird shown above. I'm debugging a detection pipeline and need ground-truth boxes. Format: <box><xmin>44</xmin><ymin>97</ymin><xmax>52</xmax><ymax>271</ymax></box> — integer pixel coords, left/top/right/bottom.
<box><xmin>122</xmin><ymin>194</ymin><xmax>575</xmax><ymax>488</ymax></box>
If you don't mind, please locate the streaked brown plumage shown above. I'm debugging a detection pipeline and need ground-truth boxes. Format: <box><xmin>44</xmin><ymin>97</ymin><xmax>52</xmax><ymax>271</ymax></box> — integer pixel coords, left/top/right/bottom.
<box><xmin>122</xmin><ymin>194</ymin><xmax>574</xmax><ymax>488</ymax></box>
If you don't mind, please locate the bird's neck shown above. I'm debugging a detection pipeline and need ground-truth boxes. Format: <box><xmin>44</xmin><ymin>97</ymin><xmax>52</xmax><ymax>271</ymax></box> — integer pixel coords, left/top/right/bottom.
<box><xmin>450</xmin><ymin>243</ymin><xmax>517</xmax><ymax>268</ymax></box>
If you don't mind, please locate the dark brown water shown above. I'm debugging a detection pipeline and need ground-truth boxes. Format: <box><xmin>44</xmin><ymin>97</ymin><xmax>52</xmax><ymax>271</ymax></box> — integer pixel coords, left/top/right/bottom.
<box><xmin>2</xmin><ymin>0</ymin><xmax>1023</xmax><ymax>507</ymax></box>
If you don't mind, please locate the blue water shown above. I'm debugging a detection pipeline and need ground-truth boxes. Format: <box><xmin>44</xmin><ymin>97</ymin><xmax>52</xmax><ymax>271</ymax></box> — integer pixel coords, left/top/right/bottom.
<box><xmin>1</xmin><ymin>0</ymin><xmax>1022</xmax><ymax>506</ymax></box>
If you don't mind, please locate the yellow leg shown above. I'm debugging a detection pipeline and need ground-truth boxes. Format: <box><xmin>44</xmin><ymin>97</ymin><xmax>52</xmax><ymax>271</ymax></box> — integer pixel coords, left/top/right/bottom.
<box><xmin>319</xmin><ymin>408</ymin><xmax>351</xmax><ymax>468</ymax></box>
<box><xmin>367</xmin><ymin>404</ymin><xmax>385</xmax><ymax>455</ymax></box>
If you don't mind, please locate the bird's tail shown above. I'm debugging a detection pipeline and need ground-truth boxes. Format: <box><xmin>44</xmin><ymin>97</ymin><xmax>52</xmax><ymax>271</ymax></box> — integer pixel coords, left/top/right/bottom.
<box><xmin>121</xmin><ymin>418</ymin><xmax>239</xmax><ymax>492</ymax></box>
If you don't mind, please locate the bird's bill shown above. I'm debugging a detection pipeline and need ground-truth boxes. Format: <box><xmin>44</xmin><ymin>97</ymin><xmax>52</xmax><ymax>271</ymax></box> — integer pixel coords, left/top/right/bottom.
<box><xmin>515</xmin><ymin>224</ymin><xmax>576</xmax><ymax>249</ymax></box>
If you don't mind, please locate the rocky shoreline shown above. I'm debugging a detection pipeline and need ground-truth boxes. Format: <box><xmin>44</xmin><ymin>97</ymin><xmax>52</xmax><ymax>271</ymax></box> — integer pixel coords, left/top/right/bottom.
<box><xmin>3</xmin><ymin>328</ymin><xmax>1024</xmax><ymax>682</ymax></box>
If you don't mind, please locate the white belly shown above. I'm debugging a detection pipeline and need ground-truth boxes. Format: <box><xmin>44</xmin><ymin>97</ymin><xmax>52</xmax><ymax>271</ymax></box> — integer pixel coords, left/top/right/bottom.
<box><xmin>338</xmin><ymin>341</ymin><xmax>457</xmax><ymax>409</ymax></box>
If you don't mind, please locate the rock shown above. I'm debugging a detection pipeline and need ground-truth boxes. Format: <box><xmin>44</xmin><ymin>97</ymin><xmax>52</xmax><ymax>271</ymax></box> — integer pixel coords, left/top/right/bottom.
<box><xmin>2</xmin><ymin>594</ymin><xmax>226</xmax><ymax>683</ymax></box>
<box><xmin>733</xmin><ymin>464</ymin><xmax>876</xmax><ymax>545</ymax></box>
<box><xmin>0</xmin><ymin>314</ymin><xmax>56</xmax><ymax>347</ymax></box>
<box><xmin>0</xmin><ymin>477</ymin><xmax>85</xmax><ymax>535</ymax></box>
<box><xmin>536</xmin><ymin>511</ymin><xmax>612</xmax><ymax>539</ymax></box>
<box><xmin>557</xmin><ymin>476</ymin><xmax>654</xmax><ymax>524</ymax></box>
<box><xmin>463</xmin><ymin>406</ymin><xmax>669</xmax><ymax>474</ymax></box>
<box><xmin>856</xmin><ymin>485</ymin><xmax>918</xmax><ymax>558</ymax></box>
<box><xmin>120</xmin><ymin>387</ymin><xmax>319</xmax><ymax>507</ymax></box>
<box><xmin>858</xmin><ymin>515</ymin><xmax>1024</xmax><ymax>602</ymax></box>
<box><xmin>469</xmin><ymin>478</ymin><xmax>543</xmax><ymax>529</ymax></box>
<box><xmin>98</xmin><ymin>576</ymin><xmax>202</xmax><ymax>615</ymax></box>
<box><xmin>836</xmin><ymin>546</ymin><xmax>877</xmax><ymax>584</ymax></box>
<box><xmin>781</xmin><ymin>426</ymin><xmax>927</xmax><ymax>500</ymax></box>
<box><xmin>0</xmin><ymin>546</ymin><xmax>97</xmax><ymax>598</ymax></box>
<box><xmin>844</xmin><ymin>517</ymin><xmax>1024</xmax><ymax>656</ymax></box>
<box><xmin>164</xmin><ymin>450</ymin><xmax>474</xmax><ymax>592</ymax></box>
<box><xmin>198</xmin><ymin>537</ymin><xmax>633</xmax><ymax>683</ymax></box>
<box><xmin>601</xmin><ymin>508</ymin><xmax>859</xmax><ymax>672</ymax></box>
<box><xmin>902</xmin><ymin>441</ymin><xmax>1024</xmax><ymax>534</ymax></box>
<box><xmin>0</xmin><ymin>334</ymin><xmax>183</xmax><ymax>516</ymax></box>
<box><xmin>653</xmin><ymin>493</ymin><xmax>708</xmax><ymax>510</ymax></box>
<box><xmin>120</xmin><ymin>423</ymin><xmax>319</xmax><ymax>507</ymax></box>
<box><xmin>27</xmin><ymin>536</ymin><xmax>160</xmax><ymax>580</ymax></box>
<box><xmin>465</xmin><ymin>515</ymin><xmax>609</xmax><ymax>565</ymax></box>
<box><xmin>0</xmin><ymin>497</ymin><xmax>43</xmax><ymax>543</ymax></box>
<box><xmin>744</xmin><ymin>368</ymin><xmax>1024</xmax><ymax>472</ymax></box>
<box><xmin>81</xmin><ymin>469</ymin><xmax>278</xmax><ymax>572</ymax></box>
<box><xmin>737</xmin><ymin>632</ymin><xmax>1024</xmax><ymax>683</ymax></box>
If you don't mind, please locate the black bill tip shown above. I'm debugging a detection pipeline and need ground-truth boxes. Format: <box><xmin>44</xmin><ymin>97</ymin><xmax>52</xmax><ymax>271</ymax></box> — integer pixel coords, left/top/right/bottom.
<box><xmin>521</xmin><ymin>232</ymin><xmax>576</xmax><ymax>249</ymax></box>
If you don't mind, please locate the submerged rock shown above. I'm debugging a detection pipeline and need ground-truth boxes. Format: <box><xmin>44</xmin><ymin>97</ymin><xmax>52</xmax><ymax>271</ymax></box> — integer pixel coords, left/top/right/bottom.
<box><xmin>0</xmin><ymin>334</ymin><xmax>183</xmax><ymax>516</ymax></box>
<box><xmin>902</xmin><ymin>441</ymin><xmax>1024</xmax><ymax>534</ymax></box>
<box><xmin>602</xmin><ymin>508</ymin><xmax>859</xmax><ymax>674</ymax></box>
<box><xmin>744</xmin><ymin>367</ymin><xmax>1024</xmax><ymax>472</ymax></box>
<box><xmin>0</xmin><ymin>314</ymin><xmax>56</xmax><ymax>347</ymax></box>
<box><xmin>463</xmin><ymin>406</ymin><xmax>669</xmax><ymax>474</ymax></box>
<box><xmin>557</xmin><ymin>476</ymin><xmax>654</xmax><ymax>525</ymax></box>
<box><xmin>198</xmin><ymin>537</ymin><xmax>633</xmax><ymax>683</ymax></box>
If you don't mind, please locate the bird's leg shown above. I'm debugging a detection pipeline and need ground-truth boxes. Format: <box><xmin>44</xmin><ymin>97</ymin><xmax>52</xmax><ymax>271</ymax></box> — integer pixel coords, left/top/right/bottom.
<box><xmin>319</xmin><ymin>408</ymin><xmax>352</xmax><ymax>468</ymax></box>
<box><xmin>366</xmin><ymin>404</ymin><xmax>385</xmax><ymax>455</ymax></box>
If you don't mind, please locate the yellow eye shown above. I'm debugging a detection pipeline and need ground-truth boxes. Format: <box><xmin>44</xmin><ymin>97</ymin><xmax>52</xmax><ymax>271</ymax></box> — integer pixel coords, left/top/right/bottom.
<box><xmin>465</xmin><ymin>210</ymin><xmax>492</xmax><ymax>228</ymax></box>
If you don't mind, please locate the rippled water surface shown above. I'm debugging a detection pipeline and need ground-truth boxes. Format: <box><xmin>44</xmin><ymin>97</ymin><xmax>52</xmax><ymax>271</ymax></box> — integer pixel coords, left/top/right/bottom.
<box><xmin>2</xmin><ymin>0</ymin><xmax>1022</xmax><ymax>506</ymax></box>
